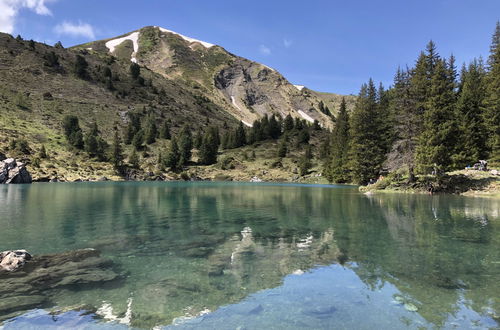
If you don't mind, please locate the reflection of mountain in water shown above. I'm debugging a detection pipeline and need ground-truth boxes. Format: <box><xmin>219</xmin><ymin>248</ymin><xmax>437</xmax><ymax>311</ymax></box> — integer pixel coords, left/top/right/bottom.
<box><xmin>0</xmin><ymin>183</ymin><xmax>499</xmax><ymax>328</ymax></box>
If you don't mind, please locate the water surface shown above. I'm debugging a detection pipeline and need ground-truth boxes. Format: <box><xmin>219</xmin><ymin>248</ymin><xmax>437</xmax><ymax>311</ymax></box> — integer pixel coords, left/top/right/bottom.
<box><xmin>0</xmin><ymin>182</ymin><xmax>499</xmax><ymax>329</ymax></box>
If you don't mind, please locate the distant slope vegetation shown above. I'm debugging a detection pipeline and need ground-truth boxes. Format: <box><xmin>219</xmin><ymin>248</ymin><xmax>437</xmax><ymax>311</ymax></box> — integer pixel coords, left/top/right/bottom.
<box><xmin>78</xmin><ymin>26</ymin><xmax>341</xmax><ymax>128</ymax></box>
<box><xmin>0</xmin><ymin>31</ymin><xmax>238</xmax><ymax>180</ymax></box>
<box><xmin>0</xmin><ymin>29</ymin><xmax>350</xmax><ymax>182</ymax></box>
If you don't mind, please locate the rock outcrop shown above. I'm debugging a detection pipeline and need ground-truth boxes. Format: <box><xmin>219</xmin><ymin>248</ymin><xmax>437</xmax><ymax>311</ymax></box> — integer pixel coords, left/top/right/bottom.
<box><xmin>0</xmin><ymin>158</ymin><xmax>32</xmax><ymax>184</ymax></box>
<box><xmin>0</xmin><ymin>248</ymin><xmax>123</xmax><ymax>321</ymax></box>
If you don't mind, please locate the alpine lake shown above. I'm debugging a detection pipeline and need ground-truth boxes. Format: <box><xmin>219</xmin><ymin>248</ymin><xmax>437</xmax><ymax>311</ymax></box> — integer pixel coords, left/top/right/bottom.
<box><xmin>0</xmin><ymin>182</ymin><xmax>499</xmax><ymax>329</ymax></box>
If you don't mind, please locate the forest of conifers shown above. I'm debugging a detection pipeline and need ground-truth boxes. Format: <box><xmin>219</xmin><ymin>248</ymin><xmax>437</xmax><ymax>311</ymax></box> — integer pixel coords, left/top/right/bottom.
<box><xmin>323</xmin><ymin>22</ymin><xmax>500</xmax><ymax>184</ymax></box>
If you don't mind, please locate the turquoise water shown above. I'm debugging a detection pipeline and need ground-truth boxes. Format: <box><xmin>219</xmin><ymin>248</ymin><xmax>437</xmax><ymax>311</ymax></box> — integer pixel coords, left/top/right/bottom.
<box><xmin>0</xmin><ymin>182</ymin><xmax>499</xmax><ymax>329</ymax></box>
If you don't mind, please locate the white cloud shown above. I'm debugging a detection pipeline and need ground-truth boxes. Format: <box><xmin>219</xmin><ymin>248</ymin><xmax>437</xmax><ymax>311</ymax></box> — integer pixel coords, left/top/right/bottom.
<box><xmin>0</xmin><ymin>0</ymin><xmax>55</xmax><ymax>34</ymax></box>
<box><xmin>54</xmin><ymin>21</ymin><xmax>95</xmax><ymax>39</ymax></box>
<box><xmin>259</xmin><ymin>44</ymin><xmax>271</xmax><ymax>56</ymax></box>
<box><xmin>283</xmin><ymin>38</ymin><xmax>293</xmax><ymax>48</ymax></box>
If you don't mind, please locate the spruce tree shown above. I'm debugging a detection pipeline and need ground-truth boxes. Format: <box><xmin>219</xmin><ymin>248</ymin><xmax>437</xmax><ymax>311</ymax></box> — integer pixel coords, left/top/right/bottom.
<box><xmin>261</xmin><ymin>115</ymin><xmax>270</xmax><ymax>139</ymax></box>
<box><xmin>283</xmin><ymin>114</ymin><xmax>294</xmax><ymax>131</ymax></box>
<box><xmin>252</xmin><ymin>120</ymin><xmax>263</xmax><ymax>142</ymax></box>
<box><xmin>234</xmin><ymin>121</ymin><xmax>247</xmax><ymax>147</ymax></box>
<box><xmin>294</xmin><ymin>117</ymin><xmax>304</xmax><ymax>130</ymax></box>
<box><xmin>157</xmin><ymin>152</ymin><xmax>165</xmax><ymax>171</ymax></box>
<box><xmin>325</xmin><ymin>98</ymin><xmax>351</xmax><ymax>183</ymax></box>
<box><xmin>348</xmin><ymin>80</ymin><xmax>386</xmax><ymax>184</ymax></box>
<box><xmin>319</xmin><ymin>136</ymin><xmax>331</xmax><ymax>161</ymax></box>
<box><xmin>160</xmin><ymin>121</ymin><xmax>171</xmax><ymax>140</ymax></box>
<box><xmin>376</xmin><ymin>83</ymin><xmax>394</xmax><ymax>155</ymax></box>
<box><xmin>62</xmin><ymin>115</ymin><xmax>80</xmax><ymax>139</ymax></box>
<box><xmin>145</xmin><ymin>115</ymin><xmax>157</xmax><ymax>144</ymax></box>
<box><xmin>277</xmin><ymin>140</ymin><xmax>288</xmax><ymax>158</ymax></box>
<box><xmin>199</xmin><ymin>126</ymin><xmax>220</xmax><ymax>165</ymax></box>
<box><xmin>416</xmin><ymin>58</ymin><xmax>459</xmax><ymax>173</ymax></box>
<box><xmin>268</xmin><ymin>115</ymin><xmax>281</xmax><ymax>139</ymax></box>
<box><xmin>297</xmin><ymin>129</ymin><xmax>310</xmax><ymax>144</ymax></box>
<box><xmin>178</xmin><ymin>125</ymin><xmax>193</xmax><ymax>166</ymax></box>
<box><xmin>165</xmin><ymin>137</ymin><xmax>180</xmax><ymax>171</ymax></box>
<box><xmin>453</xmin><ymin>59</ymin><xmax>488</xmax><ymax>167</ymax></box>
<box><xmin>132</xmin><ymin>129</ymin><xmax>145</xmax><ymax>150</ymax></box>
<box><xmin>62</xmin><ymin>115</ymin><xmax>84</xmax><ymax>149</ymax></box>
<box><xmin>110</xmin><ymin>130</ymin><xmax>124</xmax><ymax>171</ymax></box>
<box><xmin>84</xmin><ymin>122</ymin><xmax>100</xmax><ymax>156</ymax></box>
<box><xmin>124</xmin><ymin>113</ymin><xmax>142</xmax><ymax>144</ymax></box>
<box><xmin>299</xmin><ymin>146</ymin><xmax>312</xmax><ymax>176</ymax></box>
<box><xmin>194</xmin><ymin>131</ymin><xmax>203</xmax><ymax>149</ymax></box>
<box><xmin>485</xmin><ymin>22</ymin><xmax>500</xmax><ymax>163</ymax></box>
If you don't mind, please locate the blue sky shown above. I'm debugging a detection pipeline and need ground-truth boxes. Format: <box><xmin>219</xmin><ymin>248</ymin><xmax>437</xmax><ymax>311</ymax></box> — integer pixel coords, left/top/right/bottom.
<box><xmin>1</xmin><ymin>0</ymin><xmax>499</xmax><ymax>95</ymax></box>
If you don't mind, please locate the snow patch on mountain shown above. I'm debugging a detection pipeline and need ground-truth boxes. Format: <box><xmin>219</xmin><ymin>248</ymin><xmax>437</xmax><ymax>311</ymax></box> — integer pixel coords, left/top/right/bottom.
<box><xmin>105</xmin><ymin>32</ymin><xmax>140</xmax><ymax>63</ymax></box>
<box><xmin>261</xmin><ymin>64</ymin><xmax>275</xmax><ymax>72</ymax></box>
<box><xmin>157</xmin><ymin>27</ymin><xmax>214</xmax><ymax>48</ymax></box>
<box><xmin>231</xmin><ymin>96</ymin><xmax>241</xmax><ymax>111</ymax></box>
<box><xmin>294</xmin><ymin>85</ymin><xmax>305</xmax><ymax>91</ymax></box>
<box><xmin>298</xmin><ymin>110</ymin><xmax>315</xmax><ymax>123</ymax></box>
<box><xmin>231</xmin><ymin>96</ymin><xmax>253</xmax><ymax>127</ymax></box>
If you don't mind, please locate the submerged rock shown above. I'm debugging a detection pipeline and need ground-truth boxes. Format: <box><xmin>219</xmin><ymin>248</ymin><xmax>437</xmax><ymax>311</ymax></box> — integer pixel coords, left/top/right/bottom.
<box><xmin>404</xmin><ymin>303</ymin><xmax>419</xmax><ymax>312</ymax></box>
<box><xmin>0</xmin><ymin>250</ymin><xmax>32</xmax><ymax>272</ymax></box>
<box><xmin>303</xmin><ymin>305</ymin><xmax>337</xmax><ymax>319</ymax></box>
<box><xmin>0</xmin><ymin>248</ymin><xmax>122</xmax><ymax>321</ymax></box>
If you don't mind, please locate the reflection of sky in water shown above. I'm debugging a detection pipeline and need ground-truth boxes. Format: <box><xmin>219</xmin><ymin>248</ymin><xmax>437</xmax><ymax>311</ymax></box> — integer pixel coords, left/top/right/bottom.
<box><xmin>0</xmin><ymin>182</ymin><xmax>499</xmax><ymax>329</ymax></box>
<box><xmin>4</xmin><ymin>264</ymin><xmax>497</xmax><ymax>330</ymax></box>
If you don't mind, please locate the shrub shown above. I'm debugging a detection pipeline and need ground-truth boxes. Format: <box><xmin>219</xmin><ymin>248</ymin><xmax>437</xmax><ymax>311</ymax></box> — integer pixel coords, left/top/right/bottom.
<box><xmin>9</xmin><ymin>139</ymin><xmax>30</xmax><ymax>154</ymax></box>
<box><xmin>74</xmin><ymin>55</ymin><xmax>88</xmax><ymax>79</ymax></box>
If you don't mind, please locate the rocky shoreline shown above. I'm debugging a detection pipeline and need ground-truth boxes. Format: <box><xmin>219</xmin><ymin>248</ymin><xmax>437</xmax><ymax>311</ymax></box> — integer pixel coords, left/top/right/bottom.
<box><xmin>0</xmin><ymin>154</ymin><xmax>32</xmax><ymax>184</ymax></box>
<box><xmin>359</xmin><ymin>170</ymin><xmax>500</xmax><ymax>198</ymax></box>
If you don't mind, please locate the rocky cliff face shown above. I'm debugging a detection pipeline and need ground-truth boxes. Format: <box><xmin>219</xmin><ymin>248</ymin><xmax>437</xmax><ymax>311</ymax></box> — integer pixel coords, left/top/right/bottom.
<box><xmin>0</xmin><ymin>155</ymin><xmax>32</xmax><ymax>184</ymax></box>
<box><xmin>214</xmin><ymin>57</ymin><xmax>332</xmax><ymax>127</ymax></box>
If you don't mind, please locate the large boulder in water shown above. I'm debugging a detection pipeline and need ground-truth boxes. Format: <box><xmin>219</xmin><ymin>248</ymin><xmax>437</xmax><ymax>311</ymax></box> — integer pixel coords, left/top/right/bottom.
<box><xmin>0</xmin><ymin>158</ymin><xmax>32</xmax><ymax>184</ymax></box>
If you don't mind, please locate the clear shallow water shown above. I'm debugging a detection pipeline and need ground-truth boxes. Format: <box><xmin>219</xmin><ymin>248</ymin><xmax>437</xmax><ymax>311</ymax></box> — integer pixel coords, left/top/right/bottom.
<box><xmin>0</xmin><ymin>182</ymin><xmax>499</xmax><ymax>329</ymax></box>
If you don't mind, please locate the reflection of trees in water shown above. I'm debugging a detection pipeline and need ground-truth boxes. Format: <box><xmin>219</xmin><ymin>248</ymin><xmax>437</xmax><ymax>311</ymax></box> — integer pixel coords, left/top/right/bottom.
<box><xmin>1</xmin><ymin>184</ymin><xmax>499</xmax><ymax>327</ymax></box>
<box><xmin>361</xmin><ymin>193</ymin><xmax>500</xmax><ymax>327</ymax></box>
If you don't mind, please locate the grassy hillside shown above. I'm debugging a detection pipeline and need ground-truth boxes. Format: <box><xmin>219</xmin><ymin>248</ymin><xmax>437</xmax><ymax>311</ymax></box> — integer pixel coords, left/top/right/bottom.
<box><xmin>309</xmin><ymin>89</ymin><xmax>357</xmax><ymax>117</ymax></box>
<box><xmin>0</xmin><ymin>33</ymin><xmax>337</xmax><ymax>183</ymax></box>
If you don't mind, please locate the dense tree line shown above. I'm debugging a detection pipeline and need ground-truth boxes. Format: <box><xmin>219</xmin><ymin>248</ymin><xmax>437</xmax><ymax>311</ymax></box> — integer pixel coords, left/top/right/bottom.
<box><xmin>324</xmin><ymin>23</ymin><xmax>500</xmax><ymax>184</ymax></box>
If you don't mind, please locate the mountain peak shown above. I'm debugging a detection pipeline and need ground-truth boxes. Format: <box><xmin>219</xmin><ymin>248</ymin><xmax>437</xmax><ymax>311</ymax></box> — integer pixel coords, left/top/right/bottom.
<box><xmin>153</xmin><ymin>26</ymin><xmax>215</xmax><ymax>49</ymax></box>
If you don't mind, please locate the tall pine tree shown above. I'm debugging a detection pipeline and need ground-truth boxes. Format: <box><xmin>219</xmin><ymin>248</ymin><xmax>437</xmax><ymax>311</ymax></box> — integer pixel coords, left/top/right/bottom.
<box><xmin>416</xmin><ymin>57</ymin><xmax>459</xmax><ymax>173</ymax></box>
<box><xmin>485</xmin><ymin>22</ymin><xmax>500</xmax><ymax>163</ymax></box>
<box><xmin>453</xmin><ymin>59</ymin><xmax>488</xmax><ymax>167</ymax></box>
<box><xmin>348</xmin><ymin>80</ymin><xmax>387</xmax><ymax>184</ymax></box>
<box><xmin>324</xmin><ymin>98</ymin><xmax>350</xmax><ymax>183</ymax></box>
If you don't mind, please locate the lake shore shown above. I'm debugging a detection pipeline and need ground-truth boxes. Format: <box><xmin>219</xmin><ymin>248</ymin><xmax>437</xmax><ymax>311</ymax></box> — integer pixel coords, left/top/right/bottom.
<box><xmin>359</xmin><ymin>170</ymin><xmax>500</xmax><ymax>198</ymax></box>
